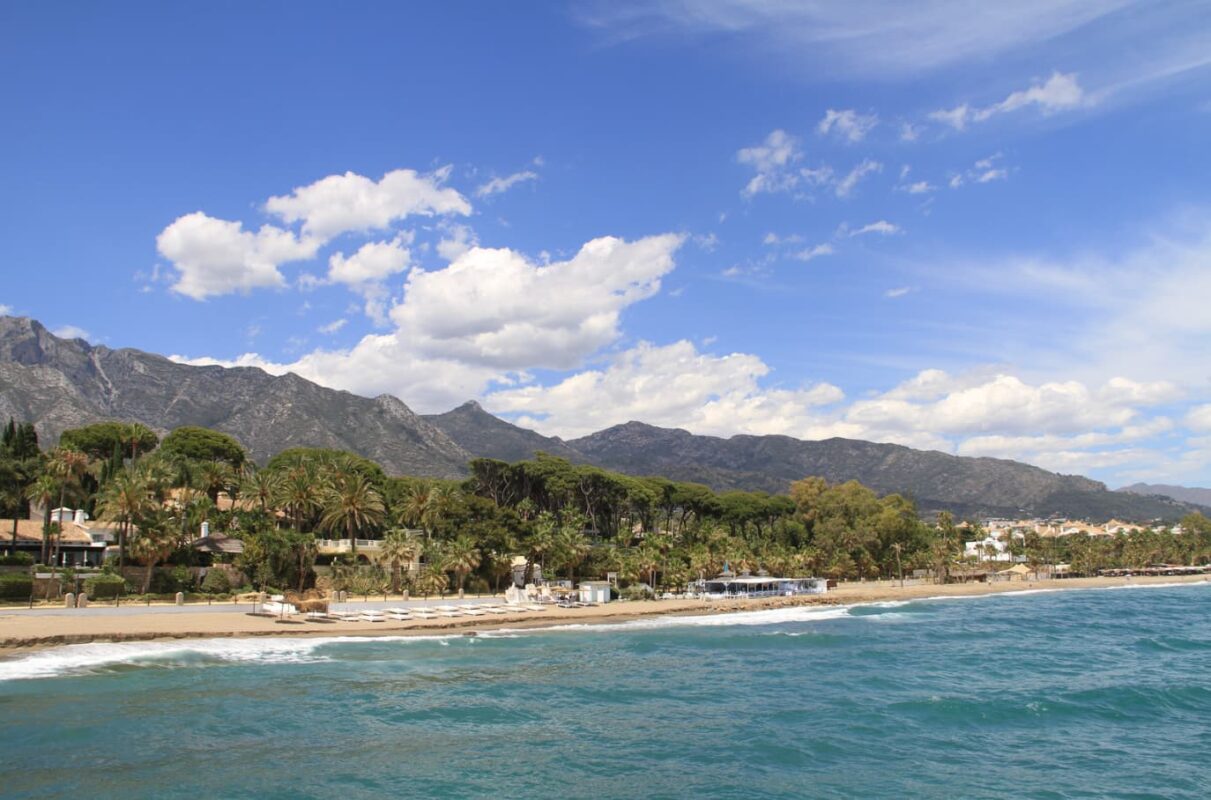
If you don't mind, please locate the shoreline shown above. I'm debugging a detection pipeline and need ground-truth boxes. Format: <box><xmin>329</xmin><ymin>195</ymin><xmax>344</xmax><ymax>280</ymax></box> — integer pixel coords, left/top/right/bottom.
<box><xmin>1</xmin><ymin>574</ymin><xmax>1207</xmax><ymax>657</ymax></box>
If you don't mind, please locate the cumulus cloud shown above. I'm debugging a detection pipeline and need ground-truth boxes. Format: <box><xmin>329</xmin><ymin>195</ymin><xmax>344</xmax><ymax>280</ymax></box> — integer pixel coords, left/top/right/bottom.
<box><xmin>171</xmin><ymin>232</ymin><xmax>686</xmax><ymax>411</ymax></box>
<box><xmin>52</xmin><ymin>325</ymin><xmax>91</xmax><ymax>341</ymax></box>
<box><xmin>475</xmin><ymin>170</ymin><xmax>539</xmax><ymax>198</ymax></box>
<box><xmin>328</xmin><ymin>236</ymin><xmax>412</xmax><ymax>286</ymax></box>
<box><xmin>157</xmin><ymin>212</ymin><xmax>321</xmax><ymax>300</ymax></box>
<box><xmin>264</xmin><ymin>167</ymin><xmax>470</xmax><ymax>241</ymax></box>
<box><xmin>931</xmin><ymin>72</ymin><xmax>1086</xmax><ymax>130</ymax></box>
<box><xmin>392</xmin><ymin>233</ymin><xmax>685</xmax><ymax>369</ymax></box>
<box><xmin>487</xmin><ymin>340</ymin><xmax>844</xmax><ymax>439</ymax></box>
<box><xmin>1188</xmin><ymin>404</ymin><xmax>1211</xmax><ymax>431</ymax></box>
<box><xmin>817</xmin><ymin>109</ymin><xmax>878</xmax><ymax>142</ymax></box>
<box><xmin>435</xmin><ymin>223</ymin><xmax>479</xmax><ymax>261</ymax></box>
<box><xmin>0</xmin><ymin>304</ymin><xmax>12</xmax><ymax>316</ymax></box>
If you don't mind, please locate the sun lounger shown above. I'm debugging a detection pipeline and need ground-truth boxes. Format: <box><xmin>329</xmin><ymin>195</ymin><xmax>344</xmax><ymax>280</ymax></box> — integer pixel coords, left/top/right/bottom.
<box><xmin>482</xmin><ymin>606</ymin><xmax>511</xmax><ymax>615</ymax></box>
<box><xmin>524</xmin><ymin>604</ymin><xmax>547</xmax><ymax>611</ymax></box>
<box><xmin>330</xmin><ymin>611</ymin><xmax>361</xmax><ymax>621</ymax></box>
<box><xmin>385</xmin><ymin>610</ymin><xmax>413</xmax><ymax>621</ymax></box>
<box><xmin>305</xmin><ymin>611</ymin><xmax>334</xmax><ymax>622</ymax></box>
<box><xmin>461</xmin><ymin>608</ymin><xmax>487</xmax><ymax>616</ymax></box>
<box><xmin>411</xmin><ymin>610</ymin><xmax>438</xmax><ymax>619</ymax></box>
<box><xmin>360</xmin><ymin>611</ymin><xmax>386</xmax><ymax>622</ymax></box>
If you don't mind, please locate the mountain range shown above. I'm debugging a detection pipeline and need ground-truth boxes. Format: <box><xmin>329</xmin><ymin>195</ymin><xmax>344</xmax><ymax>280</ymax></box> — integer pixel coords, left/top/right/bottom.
<box><xmin>0</xmin><ymin>315</ymin><xmax>1203</xmax><ymax>521</ymax></box>
<box><xmin>1119</xmin><ymin>483</ymin><xmax>1211</xmax><ymax>509</ymax></box>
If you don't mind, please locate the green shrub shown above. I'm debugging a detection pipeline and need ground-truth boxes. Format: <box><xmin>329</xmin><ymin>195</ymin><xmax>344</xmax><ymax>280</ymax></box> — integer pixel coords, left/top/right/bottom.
<box><xmin>150</xmin><ymin>565</ymin><xmax>194</xmax><ymax>594</ymax></box>
<box><xmin>0</xmin><ymin>574</ymin><xmax>33</xmax><ymax>600</ymax></box>
<box><xmin>620</xmin><ymin>584</ymin><xmax>654</xmax><ymax>601</ymax></box>
<box><xmin>201</xmin><ymin>569</ymin><xmax>231</xmax><ymax>594</ymax></box>
<box><xmin>464</xmin><ymin>576</ymin><xmax>491</xmax><ymax>594</ymax></box>
<box><xmin>0</xmin><ymin>552</ymin><xmax>34</xmax><ymax>566</ymax></box>
<box><xmin>84</xmin><ymin>574</ymin><xmax>128</xmax><ymax>599</ymax></box>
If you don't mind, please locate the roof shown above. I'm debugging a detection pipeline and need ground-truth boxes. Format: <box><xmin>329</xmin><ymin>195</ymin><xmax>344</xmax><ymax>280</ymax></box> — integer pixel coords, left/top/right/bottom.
<box><xmin>999</xmin><ymin>564</ymin><xmax>1032</xmax><ymax>574</ymax></box>
<box><xmin>0</xmin><ymin>518</ymin><xmax>99</xmax><ymax>545</ymax></box>
<box><xmin>192</xmin><ymin>534</ymin><xmax>244</xmax><ymax>554</ymax></box>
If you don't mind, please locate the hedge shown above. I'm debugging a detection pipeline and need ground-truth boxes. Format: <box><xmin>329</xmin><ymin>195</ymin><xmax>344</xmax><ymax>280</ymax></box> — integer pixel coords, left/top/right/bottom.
<box><xmin>84</xmin><ymin>575</ymin><xmax>128</xmax><ymax>599</ymax></box>
<box><xmin>0</xmin><ymin>574</ymin><xmax>33</xmax><ymax>600</ymax></box>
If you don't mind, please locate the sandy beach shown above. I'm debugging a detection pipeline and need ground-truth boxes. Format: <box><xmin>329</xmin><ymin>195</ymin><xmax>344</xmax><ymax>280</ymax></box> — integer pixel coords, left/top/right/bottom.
<box><xmin>1</xmin><ymin>574</ymin><xmax>1206</xmax><ymax>656</ymax></box>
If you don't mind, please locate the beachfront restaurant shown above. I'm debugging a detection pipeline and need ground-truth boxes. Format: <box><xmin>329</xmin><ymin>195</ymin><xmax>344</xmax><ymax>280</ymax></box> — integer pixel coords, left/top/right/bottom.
<box><xmin>699</xmin><ymin>576</ymin><xmax>827</xmax><ymax>598</ymax></box>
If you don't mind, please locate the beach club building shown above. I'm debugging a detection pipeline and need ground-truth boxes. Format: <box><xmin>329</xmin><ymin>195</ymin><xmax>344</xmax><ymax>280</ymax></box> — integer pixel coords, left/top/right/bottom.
<box><xmin>699</xmin><ymin>575</ymin><xmax>828</xmax><ymax>598</ymax></box>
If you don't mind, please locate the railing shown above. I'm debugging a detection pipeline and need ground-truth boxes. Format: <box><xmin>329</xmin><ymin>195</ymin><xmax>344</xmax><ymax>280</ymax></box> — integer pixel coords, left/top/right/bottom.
<box><xmin>316</xmin><ymin>538</ymin><xmax>383</xmax><ymax>553</ymax></box>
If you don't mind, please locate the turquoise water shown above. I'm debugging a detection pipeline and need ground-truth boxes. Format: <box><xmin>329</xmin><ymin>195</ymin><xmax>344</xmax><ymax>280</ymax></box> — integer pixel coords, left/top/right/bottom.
<box><xmin>2</xmin><ymin>583</ymin><xmax>1210</xmax><ymax>799</ymax></box>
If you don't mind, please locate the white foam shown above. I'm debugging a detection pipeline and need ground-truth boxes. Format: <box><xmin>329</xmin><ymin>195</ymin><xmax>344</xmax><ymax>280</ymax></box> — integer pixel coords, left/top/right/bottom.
<box><xmin>0</xmin><ymin>634</ymin><xmax>456</xmax><ymax>682</ymax></box>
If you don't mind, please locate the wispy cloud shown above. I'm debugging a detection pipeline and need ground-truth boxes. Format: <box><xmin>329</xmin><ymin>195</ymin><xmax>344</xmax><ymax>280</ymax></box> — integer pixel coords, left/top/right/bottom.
<box><xmin>930</xmin><ymin>72</ymin><xmax>1086</xmax><ymax>130</ymax></box>
<box><xmin>817</xmin><ymin>109</ymin><xmax>877</xmax><ymax>142</ymax></box>
<box><xmin>475</xmin><ymin>170</ymin><xmax>539</xmax><ymax>198</ymax></box>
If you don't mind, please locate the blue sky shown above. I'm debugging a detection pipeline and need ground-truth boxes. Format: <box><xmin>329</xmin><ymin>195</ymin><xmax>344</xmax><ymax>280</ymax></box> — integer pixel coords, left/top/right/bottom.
<box><xmin>3</xmin><ymin>1</ymin><xmax>1211</xmax><ymax>487</ymax></box>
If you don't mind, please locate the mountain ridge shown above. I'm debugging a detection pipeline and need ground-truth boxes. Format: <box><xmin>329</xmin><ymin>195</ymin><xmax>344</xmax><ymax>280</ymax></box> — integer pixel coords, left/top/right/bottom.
<box><xmin>0</xmin><ymin>315</ymin><xmax>1202</xmax><ymax>521</ymax></box>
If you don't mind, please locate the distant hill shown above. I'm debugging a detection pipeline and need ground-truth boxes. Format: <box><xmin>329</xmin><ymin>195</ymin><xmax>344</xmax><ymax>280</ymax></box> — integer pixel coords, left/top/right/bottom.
<box><xmin>423</xmin><ymin>400</ymin><xmax>583</xmax><ymax>463</ymax></box>
<box><xmin>569</xmin><ymin>421</ymin><xmax>1197</xmax><ymax>520</ymax></box>
<box><xmin>1119</xmin><ymin>483</ymin><xmax>1211</xmax><ymax>509</ymax></box>
<box><xmin>0</xmin><ymin>316</ymin><xmax>470</xmax><ymax>477</ymax></box>
<box><xmin>1</xmin><ymin>314</ymin><xmax>1202</xmax><ymax>521</ymax></box>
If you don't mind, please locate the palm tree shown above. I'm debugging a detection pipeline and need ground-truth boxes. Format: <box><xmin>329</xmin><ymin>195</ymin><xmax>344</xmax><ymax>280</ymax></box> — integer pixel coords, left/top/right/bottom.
<box><xmin>240</xmin><ymin>466</ymin><xmax>280</xmax><ymax>516</ymax></box>
<box><xmin>120</xmin><ymin>422</ymin><xmax>156</xmax><ymax>462</ymax></box>
<box><xmin>442</xmin><ymin>535</ymin><xmax>481</xmax><ymax>595</ymax></box>
<box><xmin>275</xmin><ymin>465</ymin><xmax>324</xmax><ymax>532</ymax></box>
<box><xmin>412</xmin><ymin>563</ymin><xmax>449</xmax><ymax>598</ymax></box>
<box><xmin>198</xmin><ymin>459</ymin><xmax>235</xmax><ymax>505</ymax></box>
<box><xmin>129</xmin><ymin>506</ymin><xmax>177</xmax><ymax>593</ymax></box>
<box><xmin>319</xmin><ymin>471</ymin><xmax>385</xmax><ymax>555</ymax></box>
<box><xmin>46</xmin><ymin>447</ymin><xmax>91</xmax><ymax>565</ymax></box>
<box><xmin>96</xmin><ymin>469</ymin><xmax>152</xmax><ymax>568</ymax></box>
<box><xmin>401</xmin><ymin>483</ymin><xmax>452</xmax><ymax>539</ymax></box>
<box><xmin>553</xmin><ymin>525</ymin><xmax>592</xmax><ymax>584</ymax></box>
<box><xmin>24</xmin><ymin>473</ymin><xmax>58</xmax><ymax>564</ymax></box>
<box><xmin>380</xmin><ymin>528</ymin><xmax>423</xmax><ymax>593</ymax></box>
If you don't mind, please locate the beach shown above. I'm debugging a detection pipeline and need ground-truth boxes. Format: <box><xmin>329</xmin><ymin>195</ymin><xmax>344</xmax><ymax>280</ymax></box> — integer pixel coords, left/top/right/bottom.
<box><xmin>2</xmin><ymin>573</ymin><xmax>1205</xmax><ymax>655</ymax></box>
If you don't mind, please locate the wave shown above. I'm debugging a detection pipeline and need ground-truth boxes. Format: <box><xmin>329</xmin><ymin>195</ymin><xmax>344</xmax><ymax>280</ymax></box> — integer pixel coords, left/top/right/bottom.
<box><xmin>0</xmin><ymin>634</ymin><xmax>458</xmax><ymax>682</ymax></box>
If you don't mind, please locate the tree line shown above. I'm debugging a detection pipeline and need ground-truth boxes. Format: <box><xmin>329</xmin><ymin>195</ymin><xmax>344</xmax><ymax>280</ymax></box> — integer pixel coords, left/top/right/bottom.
<box><xmin>2</xmin><ymin>419</ymin><xmax>1209</xmax><ymax>596</ymax></box>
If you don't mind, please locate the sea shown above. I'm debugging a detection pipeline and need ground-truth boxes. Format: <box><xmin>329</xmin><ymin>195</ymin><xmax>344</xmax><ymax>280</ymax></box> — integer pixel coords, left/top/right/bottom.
<box><xmin>2</xmin><ymin>582</ymin><xmax>1209</xmax><ymax>799</ymax></box>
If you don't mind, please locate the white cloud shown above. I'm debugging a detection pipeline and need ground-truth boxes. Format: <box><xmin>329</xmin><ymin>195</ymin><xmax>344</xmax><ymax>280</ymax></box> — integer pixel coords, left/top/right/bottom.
<box><xmin>899</xmin><ymin>122</ymin><xmax>922</xmax><ymax>142</ymax></box>
<box><xmin>1188</xmin><ymin>404</ymin><xmax>1211</xmax><ymax>432</ymax></box>
<box><xmin>763</xmin><ymin>232</ymin><xmax>804</xmax><ymax>246</ymax></box>
<box><xmin>835</xmin><ymin>159</ymin><xmax>882</xmax><ymax>197</ymax></box>
<box><xmin>948</xmin><ymin>154</ymin><xmax>1011</xmax><ymax>188</ymax></box>
<box><xmin>884</xmin><ymin>287</ymin><xmax>912</xmax><ymax>298</ymax></box>
<box><xmin>328</xmin><ymin>236</ymin><xmax>412</xmax><ymax>286</ymax></box>
<box><xmin>475</xmin><ymin>170</ymin><xmax>539</xmax><ymax>198</ymax></box>
<box><xmin>792</xmin><ymin>243</ymin><xmax>834</xmax><ymax>262</ymax></box>
<box><xmin>0</xmin><ymin>304</ymin><xmax>12</xmax><ymax>316</ymax></box>
<box><xmin>265</xmin><ymin>167</ymin><xmax>470</xmax><ymax>241</ymax></box>
<box><xmin>902</xmin><ymin>180</ymin><xmax>935</xmax><ymax>194</ymax></box>
<box><xmin>318</xmin><ymin>319</ymin><xmax>347</xmax><ymax>335</ymax></box>
<box><xmin>488</xmin><ymin>340</ymin><xmax>844</xmax><ymax>439</ymax></box>
<box><xmin>817</xmin><ymin>109</ymin><xmax>878</xmax><ymax>142</ymax></box>
<box><xmin>52</xmin><ymin>325</ymin><xmax>90</xmax><ymax>340</ymax></box>
<box><xmin>157</xmin><ymin>212</ymin><xmax>321</xmax><ymax>300</ymax></box>
<box><xmin>585</xmin><ymin>2</ymin><xmax>1133</xmax><ymax>78</ymax></box>
<box><xmin>737</xmin><ymin>129</ymin><xmax>802</xmax><ymax>196</ymax></box>
<box><xmin>848</xmin><ymin>220</ymin><xmax>902</xmax><ymax>237</ymax></box>
<box><xmin>436</xmin><ymin>223</ymin><xmax>480</xmax><ymax>261</ymax></box>
<box><xmin>392</xmin><ymin>233</ymin><xmax>685</xmax><ymax>369</ymax></box>
<box><xmin>326</xmin><ymin>236</ymin><xmax>414</xmax><ymax>327</ymax></box>
<box><xmin>932</xmin><ymin>72</ymin><xmax>1086</xmax><ymax>130</ymax></box>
